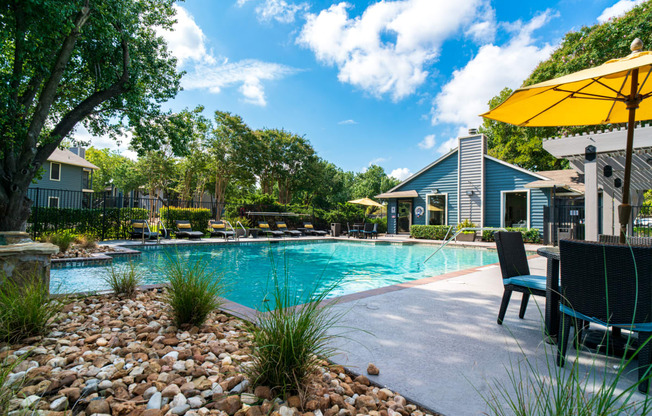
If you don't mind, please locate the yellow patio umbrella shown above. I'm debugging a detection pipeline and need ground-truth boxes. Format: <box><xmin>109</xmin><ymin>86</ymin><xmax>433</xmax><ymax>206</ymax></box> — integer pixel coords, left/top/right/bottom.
<box><xmin>481</xmin><ymin>38</ymin><xmax>652</xmax><ymax>243</ymax></box>
<box><xmin>348</xmin><ymin>197</ymin><xmax>383</xmax><ymax>207</ymax></box>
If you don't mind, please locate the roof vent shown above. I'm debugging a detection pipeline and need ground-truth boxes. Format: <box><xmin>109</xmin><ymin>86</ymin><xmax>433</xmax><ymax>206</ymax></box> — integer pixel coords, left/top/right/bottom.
<box><xmin>468</xmin><ymin>128</ymin><xmax>478</xmax><ymax>135</ymax></box>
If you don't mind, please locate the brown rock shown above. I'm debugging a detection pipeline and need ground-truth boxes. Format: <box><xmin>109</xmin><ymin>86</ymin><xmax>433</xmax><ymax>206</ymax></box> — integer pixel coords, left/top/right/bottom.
<box><xmin>329</xmin><ymin>393</ymin><xmax>344</xmax><ymax>408</ymax></box>
<box><xmin>87</xmin><ymin>398</ymin><xmax>111</xmax><ymax>414</ymax></box>
<box><xmin>353</xmin><ymin>383</ymin><xmax>368</xmax><ymax>395</ymax></box>
<box><xmin>132</xmin><ymin>382</ymin><xmax>151</xmax><ymax>396</ymax></box>
<box><xmin>161</xmin><ymin>384</ymin><xmax>180</xmax><ymax>398</ymax></box>
<box><xmin>246</xmin><ymin>406</ymin><xmax>264</xmax><ymax>416</ymax></box>
<box><xmin>305</xmin><ymin>400</ymin><xmax>320</xmax><ymax>411</ymax></box>
<box><xmin>287</xmin><ymin>395</ymin><xmax>301</xmax><ymax>409</ymax></box>
<box><xmin>254</xmin><ymin>386</ymin><xmax>272</xmax><ymax>400</ymax></box>
<box><xmin>340</xmin><ymin>383</ymin><xmax>354</xmax><ymax>396</ymax></box>
<box><xmin>215</xmin><ymin>395</ymin><xmax>242</xmax><ymax>416</ymax></box>
<box><xmin>141</xmin><ymin>409</ymin><xmax>164</xmax><ymax>416</ymax></box>
<box><xmin>180</xmin><ymin>382</ymin><xmax>199</xmax><ymax>396</ymax></box>
<box><xmin>60</xmin><ymin>387</ymin><xmax>81</xmax><ymax>402</ymax></box>
<box><xmin>377</xmin><ymin>388</ymin><xmax>393</xmax><ymax>401</ymax></box>
<box><xmin>84</xmin><ymin>334</ymin><xmax>102</xmax><ymax>344</ymax></box>
<box><xmin>367</xmin><ymin>363</ymin><xmax>380</xmax><ymax>376</ymax></box>
<box><xmin>355</xmin><ymin>395</ymin><xmax>376</xmax><ymax>411</ymax></box>
<box><xmin>162</xmin><ymin>337</ymin><xmax>179</xmax><ymax>346</ymax></box>
<box><xmin>354</xmin><ymin>375</ymin><xmax>370</xmax><ymax>386</ymax></box>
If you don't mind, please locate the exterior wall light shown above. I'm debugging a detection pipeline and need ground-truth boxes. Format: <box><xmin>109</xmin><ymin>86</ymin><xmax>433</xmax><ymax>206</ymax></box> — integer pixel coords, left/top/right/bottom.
<box><xmin>466</xmin><ymin>190</ymin><xmax>474</xmax><ymax>196</ymax></box>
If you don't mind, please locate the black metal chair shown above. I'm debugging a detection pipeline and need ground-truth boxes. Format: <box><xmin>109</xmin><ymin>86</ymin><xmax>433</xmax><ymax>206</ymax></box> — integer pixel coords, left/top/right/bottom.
<box><xmin>363</xmin><ymin>222</ymin><xmax>378</xmax><ymax>239</ymax></box>
<box><xmin>558</xmin><ymin>239</ymin><xmax>652</xmax><ymax>393</ymax></box>
<box><xmin>347</xmin><ymin>222</ymin><xmax>360</xmax><ymax>238</ymax></box>
<box><xmin>494</xmin><ymin>231</ymin><xmax>546</xmax><ymax>325</ymax></box>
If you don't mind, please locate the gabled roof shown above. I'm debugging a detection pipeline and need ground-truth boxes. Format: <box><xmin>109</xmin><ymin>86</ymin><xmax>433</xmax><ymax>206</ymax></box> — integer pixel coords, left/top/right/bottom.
<box><xmin>47</xmin><ymin>148</ymin><xmax>99</xmax><ymax>170</ymax></box>
<box><xmin>525</xmin><ymin>169</ymin><xmax>584</xmax><ymax>194</ymax></box>
<box><xmin>379</xmin><ymin>148</ymin><xmax>549</xmax><ymax>198</ymax></box>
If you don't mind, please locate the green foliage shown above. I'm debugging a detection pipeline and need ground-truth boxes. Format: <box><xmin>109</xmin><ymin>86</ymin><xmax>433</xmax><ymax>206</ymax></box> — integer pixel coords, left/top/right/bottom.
<box><xmin>481</xmin><ymin>228</ymin><xmax>541</xmax><ymax>243</ymax></box>
<box><xmin>246</xmin><ymin>259</ymin><xmax>346</xmax><ymax>397</ymax></box>
<box><xmin>223</xmin><ymin>216</ymin><xmax>252</xmax><ymax>228</ymax></box>
<box><xmin>0</xmin><ymin>273</ymin><xmax>63</xmax><ymax>343</ymax></box>
<box><xmin>456</xmin><ymin>219</ymin><xmax>477</xmax><ymax>234</ymax></box>
<box><xmin>161</xmin><ymin>207</ymin><xmax>211</xmax><ymax>233</ymax></box>
<box><xmin>86</xmin><ymin>148</ymin><xmax>144</xmax><ymax>194</ymax></box>
<box><xmin>321</xmin><ymin>203</ymin><xmax>365</xmax><ymax>226</ymax></box>
<box><xmin>410</xmin><ymin>225</ymin><xmax>453</xmax><ymax>240</ymax></box>
<box><xmin>75</xmin><ymin>234</ymin><xmax>97</xmax><ymax>250</ymax></box>
<box><xmin>45</xmin><ymin>229</ymin><xmax>77</xmax><ymax>252</ymax></box>
<box><xmin>351</xmin><ymin>165</ymin><xmax>400</xmax><ymax>199</ymax></box>
<box><xmin>29</xmin><ymin>207</ymin><xmax>148</xmax><ymax>239</ymax></box>
<box><xmin>103</xmin><ymin>262</ymin><xmax>143</xmax><ymax>298</ymax></box>
<box><xmin>367</xmin><ymin>217</ymin><xmax>388</xmax><ymax>233</ymax></box>
<box><xmin>164</xmin><ymin>254</ymin><xmax>227</xmax><ymax>327</ymax></box>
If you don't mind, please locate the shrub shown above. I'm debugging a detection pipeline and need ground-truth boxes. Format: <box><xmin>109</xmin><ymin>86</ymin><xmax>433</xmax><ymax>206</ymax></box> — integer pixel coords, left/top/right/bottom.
<box><xmin>161</xmin><ymin>207</ymin><xmax>212</xmax><ymax>233</ymax></box>
<box><xmin>223</xmin><ymin>215</ymin><xmax>252</xmax><ymax>228</ymax></box>
<box><xmin>482</xmin><ymin>228</ymin><xmax>541</xmax><ymax>243</ymax></box>
<box><xmin>456</xmin><ymin>219</ymin><xmax>477</xmax><ymax>233</ymax></box>
<box><xmin>45</xmin><ymin>229</ymin><xmax>77</xmax><ymax>252</ymax></box>
<box><xmin>246</xmin><ymin>268</ymin><xmax>346</xmax><ymax>397</ymax></box>
<box><xmin>75</xmin><ymin>234</ymin><xmax>97</xmax><ymax>249</ymax></box>
<box><xmin>410</xmin><ymin>225</ymin><xmax>454</xmax><ymax>240</ymax></box>
<box><xmin>164</xmin><ymin>254</ymin><xmax>227</xmax><ymax>327</ymax></box>
<box><xmin>367</xmin><ymin>217</ymin><xmax>387</xmax><ymax>233</ymax></box>
<box><xmin>103</xmin><ymin>262</ymin><xmax>143</xmax><ymax>297</ymax></box>
<box><xmin>0</xmin><ymin>273</ymin><xmax>63</xmax><ymax>343</ymax></box>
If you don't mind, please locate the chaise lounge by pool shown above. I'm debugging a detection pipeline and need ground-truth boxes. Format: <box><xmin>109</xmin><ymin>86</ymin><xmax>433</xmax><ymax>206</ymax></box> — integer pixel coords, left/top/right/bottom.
<box><xmin>51</xmin><ymin>240</ymin><xmax>499</xmax><ymax>309</ymax></box>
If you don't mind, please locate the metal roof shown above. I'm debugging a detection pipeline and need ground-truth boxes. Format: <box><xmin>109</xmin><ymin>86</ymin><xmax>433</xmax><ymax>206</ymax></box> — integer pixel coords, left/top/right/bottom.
<box><xmin>47</xmin><ymin>148</ymin><xmax>99</xmax><ymax>170</ymax></box>
<box><xmin>375</xmin><ymin>190</ymin><xmax>419</xmax><ymax>199</ymax></box>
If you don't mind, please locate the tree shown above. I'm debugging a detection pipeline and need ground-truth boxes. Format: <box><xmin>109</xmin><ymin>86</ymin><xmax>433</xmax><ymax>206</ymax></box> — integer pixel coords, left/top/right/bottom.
<box><xmin>0</xmin><ymin>0</ymin><xmax>181</xmax><ymax>231</ymax></box>
<box><xmin>85</xmin><ymin>148</ymin><xmax>143</xmax><ymax>194</ymax></box>
<box><xmin>480</xmin><ymin>2</ymin><xmax>652</xmax><ymax>171</ymax></box>
<box><xmin>351</xmin><ymin>165</ymin><xmax>399</xmax><ymax>200</ymax></box>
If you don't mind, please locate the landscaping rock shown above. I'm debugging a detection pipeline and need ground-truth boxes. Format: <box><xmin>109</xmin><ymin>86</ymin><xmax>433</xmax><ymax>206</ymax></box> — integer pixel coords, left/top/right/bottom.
<box><xmin>87</xmin><ymin>398</ymin><xmax>111</xmax><ymax>414</ymax></box>
<box><xmin>215</xmin><ymin>396</ymin><xmax>242</xmax><ymax>415</ymax></box>
<box><xmin>367</xmin><ymin>363</ymin><xmax>380</xmax><ymax>375</ymax></box>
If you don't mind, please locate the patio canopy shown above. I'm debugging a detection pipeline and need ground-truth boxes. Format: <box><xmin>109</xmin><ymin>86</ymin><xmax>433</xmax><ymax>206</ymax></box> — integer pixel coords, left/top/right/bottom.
<box><xmin>375</xmin><ymin>190</ymin><xmax>419</xmax><ymax>199</ymax></box>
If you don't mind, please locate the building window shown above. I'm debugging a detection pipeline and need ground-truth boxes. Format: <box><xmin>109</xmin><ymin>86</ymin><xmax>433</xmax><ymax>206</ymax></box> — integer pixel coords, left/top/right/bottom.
<box><xmin>427</xmin><ymin>194</ymin><xmax>447</xmax><ymax>225</ymax></box>
<box><xmin>48</xmin><ymin>196</ymin><xmax>59</xmax><ymax>208</ymax></box>
<box><xmin>50</xmin><ymin>162</ymin><xmax>61</xmax><ymax>181</ymax></box>
<box><xmin>82</xmin><ymin>169</ymin><xmax>91</xmax><ymax>190</ymax></box>
<box><xmin>502</xmin><ymin>190</ymin><xmax>529</xmax><ymax>228</ymax></box>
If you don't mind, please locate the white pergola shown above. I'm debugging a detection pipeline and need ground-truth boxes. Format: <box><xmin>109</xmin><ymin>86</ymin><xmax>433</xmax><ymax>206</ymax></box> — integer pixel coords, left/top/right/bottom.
<box><xmin>543</xmin><ymin>124</ymin><xmax>652</xmax><ymax>241</ymax></box>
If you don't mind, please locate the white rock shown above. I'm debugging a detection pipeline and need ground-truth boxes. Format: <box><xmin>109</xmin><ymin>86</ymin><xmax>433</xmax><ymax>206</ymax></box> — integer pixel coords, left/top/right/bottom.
<box><xmin>47</xmin><ymin>357</ymin><xmax>66</xmax><ymax>368</ymax></box>
<box><xmin>143</xmin><ymin>386</ymin><xmax>158</xmax><ymax>400</ymax></box>
<box><xmin>172</xmin><ymin>361</ymin><xmax>186</xmax><ymax>372</ymax></box>
<box><xmin>171</xmin><ymin>393</ymin><xmax>187</xmax><ymax>408</ymax></box>
<box><xmin>50</xmin><ymin>396</ymin><xmax>69</xmax><ymax>411</ymax></box>
<box><xmin>187</xmin><ymin>396</ymin><xmax>204</xmax><ymax>409</ymax></box>
<box><xmin>279</xmin><ymin>406</ymin><xmax>293</xmax><ymax>416</ymax></box>
<box><xmin>221</xmin><ymin>356</ymin><xmax>232</xmax><ymax>366</ymax></box>
<box><xmin>163</xmin><ymin>351</ymin><xmax>179</xmax><ymax>361</ymax></box>
<box><xmin>98</xmin><ymin>380</ymin><xmax>113</xmax><ymax>390</ymax></box>
<box><xmin>21</xmin><ymin>395</ymin><xmax>40</xmax><ymax>408</ymax></box>
<box><xmin>147</xmin><ymin>392</ymin><xmax>162</xmax><ymax>409</ymax></box>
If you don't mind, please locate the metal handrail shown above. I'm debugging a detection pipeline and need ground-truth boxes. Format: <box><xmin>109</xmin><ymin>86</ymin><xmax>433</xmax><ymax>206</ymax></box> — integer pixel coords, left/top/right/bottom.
<box><xmin>236</xmin><ymin>221</ymin><xmax>247</xmax><ymax>239</ymax></box>
<box><xmin>424</xmin><ymin>227</ymin><xmax>507</xmax><ymax>264</ymax></box>
<box><xmin>224</xmin><ymin>220</ymin><xmax>237</xmax><ymax>240</ymax></box>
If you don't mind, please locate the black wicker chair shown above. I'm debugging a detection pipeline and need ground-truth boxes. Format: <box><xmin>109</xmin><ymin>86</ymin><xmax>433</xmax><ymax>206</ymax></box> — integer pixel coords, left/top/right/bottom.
<box><xmin>558</xmin><ymin>239</ymin><xmax>652</xmax><ymax>393</ymax></box>
<box><xmin>363</xmin><ymin>223</ymin><xmax>378</xmax><ymax>239</ymax></box>
<box><xmin>174</xmin><ymin>220</ymin><xmax>204</xmax><ymax>240</ymax></box>
<box><xmin>494</xmin><ymin>231</ymin><xmax>546</xmax><ymax>325</ymax></box>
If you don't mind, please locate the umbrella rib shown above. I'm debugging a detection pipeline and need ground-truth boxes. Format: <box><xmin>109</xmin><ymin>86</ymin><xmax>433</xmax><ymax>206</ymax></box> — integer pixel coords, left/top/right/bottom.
<box><xmin>592</xmin><ymin>78</ymin><xmax>629</xmax><ymax>98</ymax></box>
<box><xmin>552</xmin><ymin>89</ymin><xmax>627</xmax><ymax>101</ymax></box>
<box><xmin>521</xmin><ymin>80</ymin><xmax>600</xmax><ymax>126</ymax></box>
<box><xmin>637</xmin><ymin>66</ymin><xmax>652</xmax><ymax>96</ymax></box>
<box><xmin>605</xmin><ymin>70</ymin><xmax>632</xmax><ymax>123</ymax></box>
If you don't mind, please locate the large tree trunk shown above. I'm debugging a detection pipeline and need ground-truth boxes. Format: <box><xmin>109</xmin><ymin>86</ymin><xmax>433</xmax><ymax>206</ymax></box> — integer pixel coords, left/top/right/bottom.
<box><xmin>214</xmin><ymin>173</ymin><xmax>228</xmax><ymax>220</ymax></box>
<box><xmin>0</xmin><ymin>188</ymin><xmax>32</xmax><ymax>231</ymax></box>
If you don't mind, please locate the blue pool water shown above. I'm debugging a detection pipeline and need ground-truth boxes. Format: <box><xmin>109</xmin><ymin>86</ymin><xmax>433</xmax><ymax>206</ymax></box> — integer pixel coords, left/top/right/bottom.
<box><xmin>51</xmin><ymin>241</ymin><xmax>498</xmax><ymax>309</ymax></box>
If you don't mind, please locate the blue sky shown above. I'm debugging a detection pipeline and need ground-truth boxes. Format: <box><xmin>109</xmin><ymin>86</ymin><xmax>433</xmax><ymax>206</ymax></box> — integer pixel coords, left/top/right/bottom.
<box><xmin>83</xmin><ymin>0</ymin><xmax>645</xmax><ymax>179</ymax></box>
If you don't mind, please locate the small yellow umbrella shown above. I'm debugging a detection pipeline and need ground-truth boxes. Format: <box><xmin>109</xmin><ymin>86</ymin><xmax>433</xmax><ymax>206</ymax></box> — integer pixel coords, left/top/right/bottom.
<box><xmin>482</xmin><ymin>38</ymin><xmax>652</xmax><ymax>243</ymax></box>
<box><xmin>348</xmin><ymin>197</ymin><xmax>383</xmax><ymax>207</ymax></box>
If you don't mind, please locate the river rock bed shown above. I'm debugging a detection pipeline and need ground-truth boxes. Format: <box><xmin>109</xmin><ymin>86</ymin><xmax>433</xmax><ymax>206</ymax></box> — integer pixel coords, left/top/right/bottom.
<box><xmin>52</xmin><ymin>245</ymin><xmax>117</xmax><ymax>259</ymax></box>
<box><xmin>3</xmin><ymin>289</ymin><xmax>439</xmax><ymax>416</ymax></box>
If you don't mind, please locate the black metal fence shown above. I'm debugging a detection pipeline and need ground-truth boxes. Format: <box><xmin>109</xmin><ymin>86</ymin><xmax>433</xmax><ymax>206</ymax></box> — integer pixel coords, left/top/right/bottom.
<box><xmin>632</xmin><ymin>205</ymin><xmax>652</xmax><ymax>237</ymax></box>
<box><xmin>26</xmin><ymin>188</ymin><xmax>319</xmax><ymax>241</ymax></box>
<box><xmin>543</xmin><ymin>203</ymin><xmax>586</xmax><ymax>245</ymax></box>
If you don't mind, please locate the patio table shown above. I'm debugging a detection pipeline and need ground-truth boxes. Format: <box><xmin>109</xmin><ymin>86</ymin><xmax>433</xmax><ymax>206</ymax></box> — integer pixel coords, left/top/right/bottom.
<box><xmin>536</xmin><ymin>246</ymin><xmax>560</xmax><ymax>342</ymax></box>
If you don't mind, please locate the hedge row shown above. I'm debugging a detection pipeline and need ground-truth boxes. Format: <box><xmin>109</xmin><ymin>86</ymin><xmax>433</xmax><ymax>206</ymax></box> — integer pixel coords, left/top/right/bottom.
<box><xmin>410</xmin><ymin>225</ymin><xmax>541</xmax><ymax>243</ymax></box>
<box><xmin>28</xmin><ymin>207</ymin><xmax>148</xmax><ymax>240</ymax></box>
<box><xmin>160</xmin><ymin>207</ymin><xmax>212</xmax><ymax>233</ymax></box>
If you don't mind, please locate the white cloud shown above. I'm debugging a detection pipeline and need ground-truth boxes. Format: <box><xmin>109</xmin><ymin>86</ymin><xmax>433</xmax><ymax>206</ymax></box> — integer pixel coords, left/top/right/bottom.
<box><xmin>418</xmin><ymin>134</ymin><xmax>436</xmax><ymax>149</ymax></box>
<box><xmin>390</xmin><ymin>168</ymin><xmax>412</xmax><ymax>181</ymax></box>
<box><xmin>338</xmin><ymin>119</ymin><xmax>358</xmax><ymax>125</ymax></box>
<box><xmin>158</xmin><ymin>5</ymin><xmax>215</xmax><ymax>66</ymax></box>
<box><xmin>598</xmin><ymin>0</ymin><xmax>644</xmax><ymax>23</ymax></box>
<box><xmin>431</xmin><ymin>11</ymin><xmax>556</xmax><ymax>128</ymax></box>
<box><xmin>369</xmin><ymin>157</ymin><xmax>387</xmax><ymax>166</ymax></box>
<box><xmin>437</xmin><ymin>137</ymin><xmax>458</xmax><ymax>155</ymax></box>
<box><xmin>159</xmin><ymin>6</ymin><xmax>297</xmax><ymax>106</ymax></box>
<box><xmin>297</xmin><ymin>0</ymin><xmax>490</xmax><ymax>101</ymax></box>
<box><xmin>465</xmin><ymin>4</ymin><xmax>496</xmax><ymax>44</ymax></box>
<box><xmin>256</xmin><ymin>0</ymin><xmax>309</xmax><ymax>23</ymax></box>
<box><xmin>184</xmin><ymin>60</ymin><xmax>297</xmax><ymax>106</ymax></box>
<box><xmin>71</xmin><ymin>126</ymin><xmax>137</xmax><ymax>160</ymax></box>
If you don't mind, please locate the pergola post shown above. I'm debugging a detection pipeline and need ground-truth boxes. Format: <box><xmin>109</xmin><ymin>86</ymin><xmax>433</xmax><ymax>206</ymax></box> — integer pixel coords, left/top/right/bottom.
<box><xmin>602</xmin><ymin>186</ymin><xmax>616</xmax><ymax>236</ymax></box>
<box><xmin>584</xmin><ymin>146</ymin><xmax>599</xmax><ymax>242</ymax></box>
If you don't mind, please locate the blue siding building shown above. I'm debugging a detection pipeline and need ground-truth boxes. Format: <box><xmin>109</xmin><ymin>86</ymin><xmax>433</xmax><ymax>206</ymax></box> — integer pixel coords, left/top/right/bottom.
<box><xmin>377</xmin><ymin>134</ymin><xmax>562</xmax><ymax>235</ymax></box>
<box><xmin>30</xmin><ymin>147</ymin><xmax>98</xmax><ymax>208</ymax></box>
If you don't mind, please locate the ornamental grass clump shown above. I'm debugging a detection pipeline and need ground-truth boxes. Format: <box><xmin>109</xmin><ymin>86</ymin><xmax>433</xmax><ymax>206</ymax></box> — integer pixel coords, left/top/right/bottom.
<box><xmin>45</xmin><ymin>229</ymin><xmax>77</xmax><ymax>252</ymax></box>
<box><xmin>164</xmin><ymin>254</ymin><xmax>227</xmax><ymax>327</ymax></box>
<box><xmin>103</xmin><ymin>262</ymin><xmax>143</xmax><ymax>297</ymax></box>
<box><xmin>246</xmin><ymin>255</ymin><xmax>348</xmax><ymax>397</ymax></box>
<box><xmin>0</xmin><ymin>273</ymin><xmax>63</xmax><ymax>343</ymax></box>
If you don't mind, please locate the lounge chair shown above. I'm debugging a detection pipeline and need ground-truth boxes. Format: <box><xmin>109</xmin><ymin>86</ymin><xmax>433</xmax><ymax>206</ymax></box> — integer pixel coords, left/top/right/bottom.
<box><xmin>175</xmin><ymin>220</ymin><xmax>204</xmax><ymax>240</ymax></box>
<box><xmin>130</xmin><ymin>219</ymin><xmax>160</xmax><ymax>240</ymax></box>
<box><xmin>494</xmin><ymin>231</ymin><xmax>546</xmax><ymax>325</ymax></box>
<box><xmin>259</xmin><ymin>221</ymin><xmax>284</xmax><ymax>237</ymax></box>
<box><xmin>209</xmin><ymin>220</ymin><xmax>235</xmax><ymax>240</ymax></box>
<box><xmin>302</xmin><ymin>222</ymin><xmax>328</xmax><ymax>236</ymax></box>
<box><xmin>276</xmin><ymin>221</ymin><xmax>302</xmax><ymax>237</ymax></box>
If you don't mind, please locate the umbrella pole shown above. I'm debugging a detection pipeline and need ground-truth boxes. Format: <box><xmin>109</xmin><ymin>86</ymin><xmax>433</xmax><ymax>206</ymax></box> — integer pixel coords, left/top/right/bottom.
<box><xmin>619</xmin><ymin>68</ymin><xmax>640</xmax><ymax>244</ymax></box>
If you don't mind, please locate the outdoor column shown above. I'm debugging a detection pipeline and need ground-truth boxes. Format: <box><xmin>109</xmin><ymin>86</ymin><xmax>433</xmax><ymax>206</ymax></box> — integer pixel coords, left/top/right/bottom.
<box><xmin>602</xmin><ymin>187</ymin><xmax>615</xmax><ymax>236</ymax></box>
<box><xmin>584</xmin><ymin>149</ymin><xmax>599</xmax><ymax>241</ymax></box>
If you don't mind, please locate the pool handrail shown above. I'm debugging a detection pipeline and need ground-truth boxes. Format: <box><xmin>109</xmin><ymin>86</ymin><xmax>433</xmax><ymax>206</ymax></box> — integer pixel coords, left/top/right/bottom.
<box><xmin>236</xmin><ymin>221</ymin><xmax>247</xmax><ymax>239</ymax></box>
<box><xmin>223</xmin><ymin>220</ymin><xmax>237</xmax><ymax>240</ymax></box>
<box><xmin>423</xmin><ymin>227</ymin><xmax>507</xmax><ymax>264</ymax></box>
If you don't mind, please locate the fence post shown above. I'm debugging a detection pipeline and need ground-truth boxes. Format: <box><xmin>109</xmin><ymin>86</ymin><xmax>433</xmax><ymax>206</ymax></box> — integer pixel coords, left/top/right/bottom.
<box><xmin>101</xmin><ymin>193</ymin><xmax>107</xmax><ymax>241</ymax></box>
<box><xmin>33</xmin><ymin>188</ymin><xmax>40</xmax><ymax>239</ymax></box>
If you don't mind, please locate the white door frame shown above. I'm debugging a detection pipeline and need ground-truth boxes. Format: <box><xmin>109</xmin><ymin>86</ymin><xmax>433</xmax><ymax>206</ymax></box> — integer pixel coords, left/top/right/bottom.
<box><xmin>500</xmin><ymin>189</ymin><xmax>531</xmax><ymax>229</ymax></box>
<box><xmin>425</xmin><ymin>193</ymin><xmax>448</xmax><ymax>226</ymax></box>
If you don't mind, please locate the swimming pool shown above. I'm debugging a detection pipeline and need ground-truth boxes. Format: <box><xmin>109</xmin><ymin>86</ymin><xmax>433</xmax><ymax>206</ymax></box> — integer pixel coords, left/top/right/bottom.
<box><xmin>51</xmin><ymin>241</ymin><xmax>499</xmax><ymax>309</ymax></box>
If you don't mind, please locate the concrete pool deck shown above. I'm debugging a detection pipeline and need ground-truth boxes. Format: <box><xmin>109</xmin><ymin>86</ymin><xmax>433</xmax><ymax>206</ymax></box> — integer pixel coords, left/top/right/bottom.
<box><xmin>328</xmin><ymin>256</ymin><xmax>649</xmax><ymax>416</ymax></box>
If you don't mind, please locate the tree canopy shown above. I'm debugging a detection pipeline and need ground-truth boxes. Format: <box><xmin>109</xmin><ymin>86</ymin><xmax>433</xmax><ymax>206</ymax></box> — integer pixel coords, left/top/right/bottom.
<box><xmin>481</xmin><ymin>1</ymin><xmax>652</xmax><ymax>171</ymax></box>
<box><xmin>0</xmin><ymin>0</ymin><xmax>181</xmax><ymax>230</ymax></box>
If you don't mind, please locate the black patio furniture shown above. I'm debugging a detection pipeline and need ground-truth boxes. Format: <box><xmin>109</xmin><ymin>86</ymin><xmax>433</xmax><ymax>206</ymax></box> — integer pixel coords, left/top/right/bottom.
<box><xmin>175</xmin><ymin>220</ymin><xmax>204</xmax><ymax>240</ymax></box>
<box><xmin>599</xmin><ymin>234</ymin><xmax>652</xmax><ymax>246</ymax></box>
<box><xmin>276</xmin><ymin>221</ymin><xmax>302</xmax><ymax>237</ymax></box>
<box><xmin>258</xmin><ymin>221</ymin><xmax>284</xmax><ymax>237</ymax></box>
<box><xmin>129</xmin><ymin>219</ymin><xmax>160</xmax><ymax>240</ymax></box>
<box><xmin>495</xmin><ymin>231</ymin><xmax>547</xmax><ymax>325</ymax></box>
<box><xmin>557</xmin><ymin>239</ymin><xmax>652</xmax><ymax>393</ymax></box>
<box><xmin>363</xmin><ymin>222</ymin><xmax>378</xmax><ymax>239</ymax></box>
<box><xmin>347</xmin><ymin>222</ymin><xmax>361</xmax><ymax>238</ymax></box>
<box><xmin>302</xmin><ymin>222</ymin><xmax>328</xmax><ymax>236</ymax></box>
<box><xmin>209</xmin><ymin>220</ymin><xmax>235</xmax><ymax>240</ymax></box>
<box><xmin>536</xmin><ymin>246</ymin><xmax>561</xmax><ymax>341</ymax></box>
